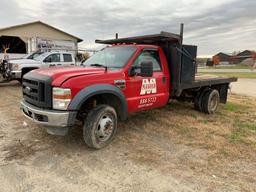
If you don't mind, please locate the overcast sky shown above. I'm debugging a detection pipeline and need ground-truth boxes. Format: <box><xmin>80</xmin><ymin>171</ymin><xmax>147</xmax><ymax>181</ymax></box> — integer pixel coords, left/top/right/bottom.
<box><xmin>0</xmin><ymin>0</ymin><xmax>255</xmax><ymax>56</ymax></box>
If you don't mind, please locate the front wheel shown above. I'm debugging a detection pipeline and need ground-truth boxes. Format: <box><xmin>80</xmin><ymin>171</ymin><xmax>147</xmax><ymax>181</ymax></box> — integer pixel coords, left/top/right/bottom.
<box><xmin>83</xmin><ymin>105</ymin><xmax>117</xmax><ymax>149</ymax></box>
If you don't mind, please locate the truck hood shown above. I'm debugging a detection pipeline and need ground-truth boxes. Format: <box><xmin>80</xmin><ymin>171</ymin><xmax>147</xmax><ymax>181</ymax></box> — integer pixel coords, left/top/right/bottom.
<box><xmin>9</xmin><ymin>59</ymin><xmax>40</xmax><ymax>65</ymax></box>
<box><xmin>33</xmin><ymin>66</ymin><xmax>106</xmax><ymax>86</ymax></box>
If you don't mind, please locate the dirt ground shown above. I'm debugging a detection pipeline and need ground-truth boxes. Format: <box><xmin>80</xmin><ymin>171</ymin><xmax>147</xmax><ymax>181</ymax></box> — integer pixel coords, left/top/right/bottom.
<box><xmin>0</xmin><ymin>81</ymin><xmax>256</xmax><ymax>192</ymax></box>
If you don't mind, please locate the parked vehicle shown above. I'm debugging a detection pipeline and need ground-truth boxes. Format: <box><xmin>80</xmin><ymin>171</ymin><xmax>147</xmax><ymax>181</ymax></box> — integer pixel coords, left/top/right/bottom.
<box><xmin>21</xmin><ymin>52</ymin><xmax>44</xmax><ymax>60</ymax></box>
<box><xmin>20</xmin><ymin>25</ymin><xmax>237</xmax><ymax>149</ymax></box>
<box><xmin>0</xmin><ymin>51</ymin><xmax>75</xmax><ymax>82</ymax></box>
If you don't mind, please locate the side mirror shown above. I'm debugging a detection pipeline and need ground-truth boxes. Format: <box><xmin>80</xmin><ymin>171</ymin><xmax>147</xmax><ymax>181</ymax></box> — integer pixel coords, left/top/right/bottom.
<box><xmin>140</xmin><ymin>61</ymin><xmax>153</xmax><ymax>77</ymax></box>
<box><xmin>129</xmin><ymin>61</ymin><xmax>153</xmax><ymax>77</ymax></box>
<box><xmin>128</xmin><ymin>66</ymin><xmax>136</xmax><ymax>76</ymax></box>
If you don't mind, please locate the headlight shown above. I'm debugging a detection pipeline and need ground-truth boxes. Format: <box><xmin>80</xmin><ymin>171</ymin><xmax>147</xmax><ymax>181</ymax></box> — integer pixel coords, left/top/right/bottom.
<box><xmin>12</xmin><ymin>64</ymin><xmax>20</xmax><ymax>71</ymax></box>
<box><xmin>52</xmin><ymin>87</ymin><xmax>71</xmax><ymax>110</ymax></box>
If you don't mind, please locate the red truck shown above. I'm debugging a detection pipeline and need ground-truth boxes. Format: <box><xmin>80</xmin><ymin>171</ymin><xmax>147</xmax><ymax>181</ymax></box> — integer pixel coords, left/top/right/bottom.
<box><xmin>21</xmin><ymin>25</ymin><xmax>237</xmax><ymax>149</ymax></box>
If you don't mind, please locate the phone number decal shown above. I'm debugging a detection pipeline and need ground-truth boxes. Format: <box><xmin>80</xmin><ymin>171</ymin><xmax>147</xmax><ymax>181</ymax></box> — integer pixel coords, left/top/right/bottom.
<box><xmin>138</xmin><ymin>97</ymin><xmax>157</xmax><ymax>108</ymax></box>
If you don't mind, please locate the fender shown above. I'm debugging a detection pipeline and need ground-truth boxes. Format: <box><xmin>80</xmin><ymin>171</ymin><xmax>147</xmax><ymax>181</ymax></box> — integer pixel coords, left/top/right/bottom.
<box><xmin>21</xmin><ymin>67</ymin><xmax>39</xmax><ymax>78</ymax></box>
<box><xmin>68</xmin><ymin>84</ymin><xmax>128</xmax><ymax>120</ymax></box>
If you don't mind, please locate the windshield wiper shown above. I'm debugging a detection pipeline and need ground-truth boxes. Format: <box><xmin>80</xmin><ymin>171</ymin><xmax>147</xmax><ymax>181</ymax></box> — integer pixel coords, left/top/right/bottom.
<box><xmin>89</xmin><ymin>64</ymin><xmax>106</xmax><ymax>68</ymax></box>
<box><xmin>89</xmin><ymin>63</ymin><xmax>108</xmax><ymax>71</ymax></box>
<box><xmin>88</xmin><ymin>64</ymin><xmax>122</xmax><ymax>71</ymax></box>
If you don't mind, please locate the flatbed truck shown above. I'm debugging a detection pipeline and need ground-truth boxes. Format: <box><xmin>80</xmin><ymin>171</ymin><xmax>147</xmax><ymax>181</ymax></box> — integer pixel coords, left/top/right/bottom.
<box><xmin>20</xmin><ymin>24</ymin><xmax>237</xmax><ymax>149</ymax></box>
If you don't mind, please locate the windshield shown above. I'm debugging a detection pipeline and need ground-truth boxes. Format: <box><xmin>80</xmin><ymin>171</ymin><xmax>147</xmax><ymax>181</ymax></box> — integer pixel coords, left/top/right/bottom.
<box><xmin>22</xmin><ymin>52</ymin><xmax>43</xmax><ymax>59</ymax></box>
<box><xmin>83</xmin><ymin>46</ymin><xmax>137</xmax><ymax>69</ymax></box>
<box><xmin>34</xmin><ymin>52</ymin><xmax>49</xmax><ymax>61</ymax></box>
<box><xmin>26</xmin><ymin>52</ymin><xmax>43</xmax><ymax>59</ymax></box>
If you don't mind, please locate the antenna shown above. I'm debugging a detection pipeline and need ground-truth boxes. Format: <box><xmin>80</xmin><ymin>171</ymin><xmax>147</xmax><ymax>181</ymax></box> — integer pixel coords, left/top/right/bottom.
<box><xmin>180</xmin><ymin>23</ymin><xmax>184</xmax><ymax>44</ymax></box>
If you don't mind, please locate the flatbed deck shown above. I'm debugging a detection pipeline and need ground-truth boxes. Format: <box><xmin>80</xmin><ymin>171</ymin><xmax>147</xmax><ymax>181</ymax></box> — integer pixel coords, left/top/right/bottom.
<box><xmin>181</xmin><ymin>74</ymin><xmax>237</xmax><ymax>90</ymax></box>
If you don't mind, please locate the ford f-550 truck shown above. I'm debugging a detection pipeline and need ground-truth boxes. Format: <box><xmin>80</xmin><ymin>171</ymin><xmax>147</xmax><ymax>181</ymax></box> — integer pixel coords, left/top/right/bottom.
<box><xmin>20</xmin><ymin>25</ymin><xmax>237</xmax><ymax>149</ymax></box>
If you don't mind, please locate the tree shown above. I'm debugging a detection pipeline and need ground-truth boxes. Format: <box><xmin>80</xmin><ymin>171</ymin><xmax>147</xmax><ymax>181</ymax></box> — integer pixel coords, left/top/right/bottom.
<box><xmin>83</xmin><ymin>52</ymin><xmax>90</xmax><ymax>61</ymax></box>
<box><xmin>2</xmin><ymin>44</ymin><xmax>10</xmax><ymax>60</ymax></box>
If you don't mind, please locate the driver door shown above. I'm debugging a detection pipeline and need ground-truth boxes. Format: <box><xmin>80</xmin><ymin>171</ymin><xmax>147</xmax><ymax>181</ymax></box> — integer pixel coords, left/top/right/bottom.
<box><xmin>43</xmin><ymin>53</ymin><xmax>61</xmax><ymax>68</ymax></box>
<box><xmin>125</xmin><ymin>48</ymin><xmax>169</xmax><ymax>113</ymax></box>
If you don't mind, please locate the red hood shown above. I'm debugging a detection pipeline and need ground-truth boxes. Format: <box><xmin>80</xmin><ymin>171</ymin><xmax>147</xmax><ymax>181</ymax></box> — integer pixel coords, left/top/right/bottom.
<box><xmin>33</xmin><ymin>66</ymin><xmax>105</xmax><ymax>85</ymax></box>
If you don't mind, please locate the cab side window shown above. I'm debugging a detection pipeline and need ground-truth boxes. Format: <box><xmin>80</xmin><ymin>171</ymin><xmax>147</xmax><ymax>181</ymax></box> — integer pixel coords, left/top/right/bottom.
<box><xmin>63</xmin><ymin>54</ymin><xmax>72</xmax><ymax>62</ymax></box>
<box><xmin>44</xmin><ymin>54</ymin><xmax>60</xmax><ymax>63</ymax></box>
<box><xmin>133</xmin><ymin>50</ymin><xmax>162</xmax><ymax>72</ymax></box>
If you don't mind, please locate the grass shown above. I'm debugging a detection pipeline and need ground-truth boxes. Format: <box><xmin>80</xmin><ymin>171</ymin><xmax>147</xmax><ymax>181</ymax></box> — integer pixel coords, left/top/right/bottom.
<box><xmin>230</xmin><ymin>130</ymin><xmax>244</xmax><ymax>144</ymax></box>
<box><xmin>177</xmin><ymin>98</ymin><xmax>255</xmax><ymax>153</ymax></box>
<box><xmin>230</xmin><ymin>119</ymin><xmax>256</xmax><ymax>144</ymax></box>
<box><xmin>120</xmin><ymin>94</ymin><xmax>256</xmax><ymax>191</ymax></box>
<box><xmin>223</xmin><ymin>102</ymin><xmax>247</xmax><ymax>113</ymax></box>
<box><xmin>206</xmin><ymin>65</ymin><xmax>251</xmax><ymax>69</ymax></box>
<box><xmin>125</xmin><ymin>94</ymin><xmax>256</xmax><ymax>161</ymax></box>
<box><xmin>200</xmin><ymin>72</ymin><xmax>256</xmax><ymax>79</ymax></box>
<box><xmin>238</xmin><ymin>122</ymin><xmax>256</xmax><ymax>132</ymax></box>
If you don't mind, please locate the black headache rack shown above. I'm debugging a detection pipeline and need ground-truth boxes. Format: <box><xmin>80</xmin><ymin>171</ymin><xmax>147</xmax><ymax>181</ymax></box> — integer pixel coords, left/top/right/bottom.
<box><xmin>96</xmin><ymin>24</ymin><xmax>237</xmax><ymax>97</ymax></box>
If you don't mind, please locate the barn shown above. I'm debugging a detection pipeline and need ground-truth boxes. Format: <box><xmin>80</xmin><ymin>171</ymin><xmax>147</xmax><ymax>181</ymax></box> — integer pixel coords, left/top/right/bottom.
<box><xmin>212</xmin><ymin>52</ymin><xmax>231</xmax><ymax>65</ymax></box>
<box><xmin>236</xmin><ymin>50</ymin><xmax>255</xmax><ymax>63</ymax></box>
<box><xmin>0</xmin><ymin>21</ymin><xmax>83</xmax><ymax>59</ymax></box>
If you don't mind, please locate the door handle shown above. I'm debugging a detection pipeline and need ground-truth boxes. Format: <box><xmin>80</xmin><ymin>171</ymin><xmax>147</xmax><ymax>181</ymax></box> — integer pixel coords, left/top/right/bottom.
<box><xmin>162</xmin><ymin>76</ymin><xmax>167</xmax><ymax>84</ymax></box>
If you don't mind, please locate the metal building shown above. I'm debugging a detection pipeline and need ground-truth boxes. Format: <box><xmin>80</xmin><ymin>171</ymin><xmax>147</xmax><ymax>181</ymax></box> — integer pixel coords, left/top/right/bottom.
<box><xmin>0</xmin><ymin>21</ymin><xmax>83</xmax><ymax>59</ymax></box>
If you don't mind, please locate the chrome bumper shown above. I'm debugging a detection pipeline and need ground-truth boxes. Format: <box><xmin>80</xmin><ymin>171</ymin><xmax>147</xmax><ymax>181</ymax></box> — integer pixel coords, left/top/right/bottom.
<box><xmin>10</xmin><ymin>70</ymin><xmax>22</xmax><ymax>79</ymax></box>
<box><xmin>20</xmin><ymin>100</ymin><xmax>77</xmax><ymax>135</ymax></box>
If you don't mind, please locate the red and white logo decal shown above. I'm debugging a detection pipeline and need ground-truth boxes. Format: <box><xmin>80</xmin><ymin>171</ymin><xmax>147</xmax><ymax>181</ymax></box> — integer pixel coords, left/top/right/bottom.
<box><xmin>140</xmin><ymin>78</ymin><xmax>157</xmax><ymax>95</ymax></box>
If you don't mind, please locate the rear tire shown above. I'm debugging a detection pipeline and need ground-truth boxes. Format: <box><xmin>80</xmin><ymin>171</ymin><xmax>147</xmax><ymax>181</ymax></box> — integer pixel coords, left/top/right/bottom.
<box><xmin>83</xmin><ymin>104</ymin><xmax>117</xmax><ymax>149</ymax></box>
<box><xmin>201</xmin><ymin>89</ymin><xmax>220</xmax><ymax>114</ymax></box>
<box><xmin>194</xmin><ymin>89</ymin><xmax>208</xmax><ymax>112</ymax></box>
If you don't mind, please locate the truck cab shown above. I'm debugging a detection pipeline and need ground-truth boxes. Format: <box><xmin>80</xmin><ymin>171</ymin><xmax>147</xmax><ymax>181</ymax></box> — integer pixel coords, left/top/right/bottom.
<box><xmin>20</xmin><ymin>26</ymin><xmax>237</xmax><ymax>149</ymax></box>
<box><xmin>80</xmin><ymin>44</ymin><xmax>171</xmax><ymax>113</ymax></box>
<box><xmin>1</xmin><ymin>51</ymin><xmax>75</xmax><ymax>82</ymax></box>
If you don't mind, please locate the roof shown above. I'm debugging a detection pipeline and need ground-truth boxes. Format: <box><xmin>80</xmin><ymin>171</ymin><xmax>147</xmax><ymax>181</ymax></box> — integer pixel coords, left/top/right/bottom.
<box><xmin>214</xmin><ymin>52</ymin><xmax>231</xmax><ymax>57</ymax></box>
<box><xmin>0</xmin><ymin>21</ymin><xmax>83</xmax><ymax>42</ymax></box>
<box><xmin>237</xmin><ymin>50</ymin><xmax>255</xmax><ymax>56</ymax></box>
<box><xmin>95</xmin><ymin>31</ymin><xmax>181</xmax><ymax>45</ymax></box>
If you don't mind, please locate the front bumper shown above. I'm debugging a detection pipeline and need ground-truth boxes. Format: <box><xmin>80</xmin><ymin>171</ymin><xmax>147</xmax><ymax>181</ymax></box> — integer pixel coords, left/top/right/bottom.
<box><xmin>10</xmin><ymin>70</ymin><xmax>22</xmax><ymax>79</ymax></box>
<box><xmin>20</xmin><ymin>100</ymin><xmax>77</xmax><ymax>135</ymax></box>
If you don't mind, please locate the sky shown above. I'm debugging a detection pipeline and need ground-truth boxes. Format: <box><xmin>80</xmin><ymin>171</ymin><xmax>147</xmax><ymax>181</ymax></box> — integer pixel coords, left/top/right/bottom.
<box><xmin>0</xmin><ymin>0</ymin><xmax>255</xmax><ymax>56</ymax></box>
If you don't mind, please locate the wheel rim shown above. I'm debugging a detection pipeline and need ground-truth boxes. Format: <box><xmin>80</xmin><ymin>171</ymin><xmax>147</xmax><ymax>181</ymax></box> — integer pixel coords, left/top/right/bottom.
<box><xmin>209</xmin><ymin>93</ymin><xmax>218</xmax><ymax>112</ymax></box>
<box><xmin>96</xmin><ymin>113</ymin><xmax>114</xmax><ymax>142</ymax></box>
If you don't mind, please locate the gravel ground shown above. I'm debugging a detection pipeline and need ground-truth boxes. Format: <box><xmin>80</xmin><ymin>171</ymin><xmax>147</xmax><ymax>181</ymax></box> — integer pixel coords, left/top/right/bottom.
<box><xmin>0</xmin><ymin>81</ymin><xmax>255</xmax><ymax>192</ymax></box>
<box><xmin>231</xmin><ymin>78</ymin><xmax>256</xmax><ymax>97</ymax></box>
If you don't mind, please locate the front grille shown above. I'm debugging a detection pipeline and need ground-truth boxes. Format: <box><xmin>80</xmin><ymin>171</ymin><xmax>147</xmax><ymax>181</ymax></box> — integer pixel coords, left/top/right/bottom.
<box><xmin>22</xmin><ymin>73</ymin><xmax>52</xmax><ymax>108</ymax></box>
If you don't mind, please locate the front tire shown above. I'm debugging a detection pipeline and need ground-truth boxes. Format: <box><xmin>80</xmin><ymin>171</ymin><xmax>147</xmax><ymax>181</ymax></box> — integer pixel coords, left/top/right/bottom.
<box><xmin>83</xmin><ymin>105</ymin><xmax>117</xmax><ymax>149</ymax></box>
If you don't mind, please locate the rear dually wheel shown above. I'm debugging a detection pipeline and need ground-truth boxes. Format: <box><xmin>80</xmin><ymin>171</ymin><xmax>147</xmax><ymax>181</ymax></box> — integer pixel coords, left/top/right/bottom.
<box><xmin>201</xmin><ymin>89</ymin><xmax>220</xmax><ymax>114</ymax></box>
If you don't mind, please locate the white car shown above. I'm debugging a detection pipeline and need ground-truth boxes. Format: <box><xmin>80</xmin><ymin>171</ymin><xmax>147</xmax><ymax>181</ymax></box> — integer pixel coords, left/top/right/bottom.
<box><xmin>5</xmin><ymin>52</ymin><xmax>75</xmax><ymax>82</ymax></box>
